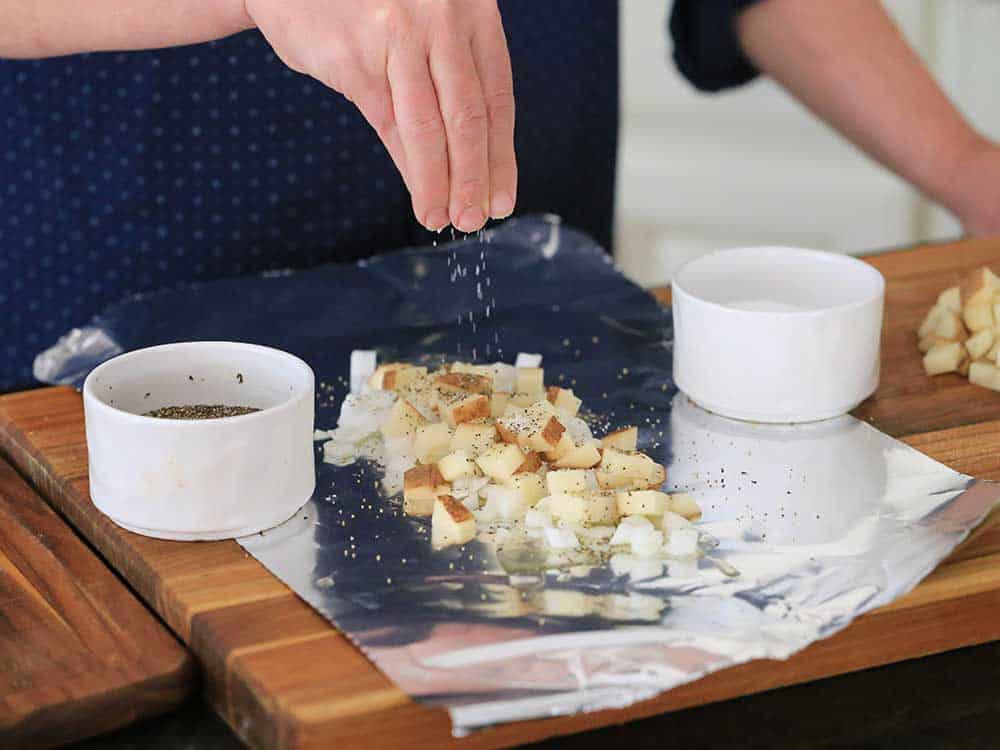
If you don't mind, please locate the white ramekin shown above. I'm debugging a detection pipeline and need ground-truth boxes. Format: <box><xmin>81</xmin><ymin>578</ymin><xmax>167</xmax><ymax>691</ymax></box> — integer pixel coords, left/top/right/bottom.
<box><xmin>83</xmin><ymin>341</ymin><xmax>315</xmax><ymax>540</ymax></box>
<box><xmin>671</xmin><ymin>246</ymin><xmax>885</xmax><ymax>423</ymax></box>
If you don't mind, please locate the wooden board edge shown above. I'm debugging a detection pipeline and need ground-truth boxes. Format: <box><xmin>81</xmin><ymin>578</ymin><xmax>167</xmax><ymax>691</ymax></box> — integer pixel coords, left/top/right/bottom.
<box><xmin>2</xmin><ymin>663</ymin><xmax>197</xmax><ymax>749</ymax></box>
<box><xmin>0</xmin><ymin>454</ymin><xmax>198</xmax><ymax>746</ymax></box>
<box><xmin>276</xmin><ymin>584</ymin><xmax>1000</xmax><ymax>749</ymax></box>
<box><xmin>0</xmin><ymin>398</ymin><xmax>175</xmax><ymax>626</ymax></box>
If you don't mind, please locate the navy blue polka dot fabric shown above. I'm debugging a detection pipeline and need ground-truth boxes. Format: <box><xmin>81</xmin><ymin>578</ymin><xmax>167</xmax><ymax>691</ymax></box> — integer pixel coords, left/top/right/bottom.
<box><xmin>0</xmin><ymin>1</ymin><xmax>618</xmax><ymax>392</ymax></box>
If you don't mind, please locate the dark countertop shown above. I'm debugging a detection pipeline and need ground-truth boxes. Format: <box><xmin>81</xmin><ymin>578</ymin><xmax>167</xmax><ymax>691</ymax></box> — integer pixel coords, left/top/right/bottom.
<box><xmin>74</xmin><ymin>639</ymin><xmax>1000</xmax><ymax>749</ymax></box>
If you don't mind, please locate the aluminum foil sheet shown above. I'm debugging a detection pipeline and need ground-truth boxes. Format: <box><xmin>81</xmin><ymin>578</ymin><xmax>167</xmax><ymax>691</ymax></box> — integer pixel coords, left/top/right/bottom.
<box><xmin>36</xmin><ymin>215</ymin><xmax>1000</xmax><ymax>735</ymax></box>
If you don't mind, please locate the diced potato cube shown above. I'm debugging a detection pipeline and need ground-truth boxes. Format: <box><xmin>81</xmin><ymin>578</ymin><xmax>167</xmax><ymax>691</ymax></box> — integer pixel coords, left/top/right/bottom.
<box><xmin>510</xmin><ymin>391</ymin><xmax>542</xmax><ymax>408</ymax></box>
<box><xmin>596</xmin><ymin>448</ymin><xmax>666</xmax><ymax>490</ymax></box>
<box><xmin>601</xmin><ymin>426</ymin><xmax>638</xmax><ymax>452</ymax></box>
<box><xmin>917</xmin><ymin>305</ymin><xmax>944</xmax><ymax>338</ymax></box>
<box><xmin>368</xmin><ymin>362</ymin><xmax>402</xmax><ymax>389</ymax></box>
<box><xmin>548</xmin><ymin>492</ymin><xmax>618</xmax><ymax>527</ymax></box>
<box><xmin>476</xmin><ymin>443</ymin><xmax>527</xmax><ymax>480</ymax></box>
<box><xmin>919</xmin><ymin>335</ymin><xmax>953</xmax><ymax>353</ymax></box>
<box><xmin>515</xmin><ymin>451</ymin><xmax>543</xmax><ymax>474</ymax></box>
<box><xmin>431</xmin><ymin>495</ymin><xmax>476</xmax><ymax>549</ymax></box>
<box><xmin>546</xmin><ymin>386</ymin><xmax>582</xmax><ymax>416</ymax></box>
<box><xmin>962</xmin><ymin>267</ymin><xmax>999</xmax><ymax>304</ymax></box>
<box><xmin>552</xmin><ymin>442</ymin><xmax>602</xmax><ymax>469</ymax></box>
<box><xmin>403</xmin><ymin>464</ymin><xmax>450</xmax><ymax>516</ymax></box>
<box><xmin>490</xmin><ymin>391</ymin><xmax>510</xmax><ymax>418</ymax></box>
<box><xmin>381</xmin><ymin>398</ymin><xmax>427</xmax><ymax>439</ymax></box>
<box><xmin>413</xmin><ymin>423</ymin><xmax>453</xmax><ymax>464</ymax></box>
<box><xmin>441</xmin><ymin>393</ymin><xmax>490</xmax><ymax>426</ymax></box>
<box><xmin>403</xmin><ymin>494</ymin><xmax>436</xmax><ymax>518</ymax></box>
<box><xmin>438</xmin><ymin>450</ymin><xmax>478</xmax><ymax>481</ymax></box>
<box><xmin>546</xmin><ymin>469</ymin><xmax>589</xmax><ymax>496</ymax></box>
<box><xmin>499</xmin><ymin>416</ymin><xmax>528</xmax><ymax>447</ymax></box>
<box><xmin>969</xmin><ymin>361</ymin><xmax>1000</xmax><ymax>392</ymax></box>
<box><xmin>431</xmin><ymin>381</ymin><xmax>466</xmax><ymax>412</ymax></box>
<box><xmin>369</xmin><ymin>363</ymin><xmax>428</xmax><ymax>391</ymax></box>
<box><xmin>580</xmin><ymin>492</ymin><xmax>619</xmax><ymax>527</ymax></box>
<box><xmin>958</xmin><ymin>355</ymin><xmax>971</xmax><ymax>377</ymax></box>
<box><xmin>394</xmin><ymin>376</ymin><xmax>437</xmax><ymax>416</ymax></box>
<box><xmin>543</xmin><ymin>432</ymin><xmax>576</xmax><ymax>462</ymax></box>
<box><xmin>450</xmin><ymin>422</ymin><xmax>496</xmax><ymax>455</ymax></box>
<box><xmin>963</xmin><ymin>301</ymin><xmax>994</xmax><ymax>333</ymax></box>
<box><xmin>434</xmin><ymin>372</ymin><xmax>492</xmax><ymax>394</ymax></box>
<box><xmin>616</xmin><ymin>490</ymin><xmax>669</xmax><ymax>517</ymax></box>
<box><xmin>525</xmin><ymin>399</ymin><xmax>556</xmax><ymax>418</ymax></box>
<box><xmin>503</xmin><ymin>473</ymin><xmax>547</xmax><ymax>506</ymax></box>
<box><xmin>933</xmin><ymin>310</ymin><xmax>967</xmax><ymax>341</ymax></box>
<box><xmin>527</xmin><ymin>415</ymin><xmax>566</xmax><ymax>453</ymax></box>
<box><xmin>666</xmin><ymin>492</ymin><xmax>703</xmax><ymax>521</ymax></box>
<box><xmin>922</xmin><ymin>341</ymin><xmax>965</xmax><ymax>376</ymax></box>
<box><xmin>966</xmin><ymin>329</ymin><xmax>994</xmax><ymax>360</ymax></box>
<box><xmin>495</xmin><ymin>418</ymin><xmax>521</xmax><ymax>445</ymax></box>
<box><xmin>938</xmin><ymin>285</ymin><xmax>961</xmax><ymax>313</ymax></box>
<box><xmin>449</xmin><ymin>361</ymin><xmax>490</xmax><ymax>376</ymax></box>
<box><xmin>515</xmin><ymin>367</ymin><xmax>545</xmax><ymax>394</ymax></box>
<box><xmin>387</xmin><ymin>366</ymin><xmax>427</xmax><ymax>391</ymax></box>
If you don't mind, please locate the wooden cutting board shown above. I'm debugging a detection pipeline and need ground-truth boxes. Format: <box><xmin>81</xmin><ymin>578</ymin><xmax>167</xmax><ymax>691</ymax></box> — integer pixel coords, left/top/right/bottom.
<box><xmin>0</xmin><ymin>457</ymin><xmax>194</xmax><ymax>748</ymax></box>
<box><xmin>3</xmin><ymin>235</ymin><xmax>1000</xmax><ymax>749</ymax></box>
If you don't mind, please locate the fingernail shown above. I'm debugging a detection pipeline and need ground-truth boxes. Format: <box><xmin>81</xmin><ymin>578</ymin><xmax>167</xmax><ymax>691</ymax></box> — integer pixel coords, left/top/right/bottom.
<box><xmin>456</xmin><ymin>206</ymin><xmax>486</xmax><ymax>232</ymax></box>
<box><xmin>425</xmin><ymin>209</ymin><xmax>450</xmax><ymax>232</ymax></box>
<box><xmin>490</xmin><ymin>191</ymin><xmax>514</xmax><ymax>219</ymax></box>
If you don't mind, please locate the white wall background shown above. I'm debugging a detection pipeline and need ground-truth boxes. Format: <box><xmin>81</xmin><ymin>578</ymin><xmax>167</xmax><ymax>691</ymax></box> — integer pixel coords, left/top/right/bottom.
<box><xmin>615</xmin><ymin>0</ymin><xmax>1000</xmax><ymax>287</ymax></box>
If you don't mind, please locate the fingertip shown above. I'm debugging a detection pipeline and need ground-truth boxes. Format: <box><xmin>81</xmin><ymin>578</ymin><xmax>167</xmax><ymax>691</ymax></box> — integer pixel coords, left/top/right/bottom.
<box><xmin>489</xmin><ymin>190</ymin><xmax>514</xmax><ymax>219</ymax></box>
<box><xmin>455</xmin><ymin>205</ymin><xmax>486</xmax><ymax>233</ymax></box>
<box><xmin>423</xmin><ymin>208</ymin><xmax>451</xmax><ymax>232</ymax></box>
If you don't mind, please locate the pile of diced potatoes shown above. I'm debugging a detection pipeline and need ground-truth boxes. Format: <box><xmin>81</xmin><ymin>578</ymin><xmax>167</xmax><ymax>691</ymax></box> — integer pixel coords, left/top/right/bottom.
<box><xmin>367</xmin><ymin>361</ymin><xmax>702</xmax><ymax>555</ymax></box>
<box><xmin>919</xmin><ymin>267</ymin><xmax>1000</xmax><ymax>391</ymax></box>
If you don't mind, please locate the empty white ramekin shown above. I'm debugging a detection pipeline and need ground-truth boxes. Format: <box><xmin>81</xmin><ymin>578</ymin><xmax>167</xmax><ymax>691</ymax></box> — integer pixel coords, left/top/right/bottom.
<box><xmin>671</xmin><ymin>247</ymin><xmax>885</xmax><ymax>423</ymax></box>
<box><xmin>83</xmin><ymin>341</ymin><xmax>315</xmax><ymax>540</ymax></box>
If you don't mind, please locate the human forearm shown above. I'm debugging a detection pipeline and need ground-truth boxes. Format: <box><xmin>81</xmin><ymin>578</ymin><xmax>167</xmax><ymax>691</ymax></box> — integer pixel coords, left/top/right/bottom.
<box><xmin>737</xmin><ymin>0</ymin><xmax>1000</xmax><ymax>235</ymax></box>
<box><xmin>0</xmin><ymin>0</ymin><xmax>252</xmax><ymax>58</ymax></box>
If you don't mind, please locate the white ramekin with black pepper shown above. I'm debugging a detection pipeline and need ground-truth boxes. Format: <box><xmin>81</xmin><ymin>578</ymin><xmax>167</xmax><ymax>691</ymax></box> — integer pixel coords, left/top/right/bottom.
<box><xmin>82</xmin><ymin>341</ymin><xmax>315</xmax><ymax>540</ymax></box>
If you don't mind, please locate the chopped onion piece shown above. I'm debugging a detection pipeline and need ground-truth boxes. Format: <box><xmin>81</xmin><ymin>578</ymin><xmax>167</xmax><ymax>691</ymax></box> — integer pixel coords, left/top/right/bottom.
<box><xmin>543</xmin><ymin>526</ymin><xmax>578</xmax><ymax>549</ymax></box>
<box><xmin>350</xmin><ymin>350</ymin><xmax>377</xmax><ymax>394</ymax></box>
<box><xmin>524</xmin><ymin>508</ymin><xmax>553</xmax><ymax>529</ymax></box>
<box><xmin>665</xmin><ymin>527</ymin><xmax>699</xmax><ymax>557</ymax></box>
<box><xmin>630</xmin><ymin>527</ymin><xmax>664</xmax><ymax>558</ymax></box>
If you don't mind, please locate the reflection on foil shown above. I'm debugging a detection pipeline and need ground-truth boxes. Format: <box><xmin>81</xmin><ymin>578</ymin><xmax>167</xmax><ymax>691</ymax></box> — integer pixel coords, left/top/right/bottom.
<box><xmin>33</xmin><ymin>214</ymin><xmax>996</xmax><ymax>736</ymax></box>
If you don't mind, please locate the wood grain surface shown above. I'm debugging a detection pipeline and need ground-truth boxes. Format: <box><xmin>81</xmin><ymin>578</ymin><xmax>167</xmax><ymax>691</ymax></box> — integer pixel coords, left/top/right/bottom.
<box><xmin>0</xmin><ymin>458</ymin><xmax>195</xmax><ymax>749</ymax></box>
<box><xmin>2</xmin><ymin>235</ymin><xmax>1000</xmax><ymax>749</ymax></box>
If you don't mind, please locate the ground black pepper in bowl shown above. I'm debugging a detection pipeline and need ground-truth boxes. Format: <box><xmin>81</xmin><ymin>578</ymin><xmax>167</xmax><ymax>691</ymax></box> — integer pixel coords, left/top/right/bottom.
<box><xmin>143</xmin><ymin>404</ymin><xmax>260</xmax><ymax>419</ymax></box>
